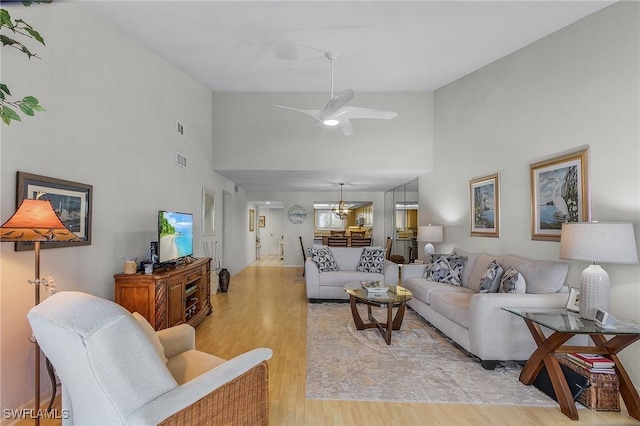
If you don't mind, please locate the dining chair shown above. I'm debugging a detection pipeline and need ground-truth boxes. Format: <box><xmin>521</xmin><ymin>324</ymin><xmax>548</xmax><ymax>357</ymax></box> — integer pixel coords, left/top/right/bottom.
<box><xmin>350</xmin><ymin>237</ymin><xmax>372</xmax><ymax>247</ymax></box>
<box><xmin>327</xmin><ymin>237</ymin><xmax>349</xmax><ymax>247</ymax></box>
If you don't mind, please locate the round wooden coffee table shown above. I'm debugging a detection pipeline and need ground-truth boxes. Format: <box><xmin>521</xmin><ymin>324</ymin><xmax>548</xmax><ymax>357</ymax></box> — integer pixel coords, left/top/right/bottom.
<box><xmin>344</xmin><ymin>282</ymin><xmax>413</xmax><ymax>345</ymax></box>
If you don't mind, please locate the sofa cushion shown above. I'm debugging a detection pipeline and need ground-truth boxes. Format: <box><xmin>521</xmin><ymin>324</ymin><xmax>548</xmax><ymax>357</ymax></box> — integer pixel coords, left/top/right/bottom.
<box><xmin>308</xmin><ymin>247</ymin><xmax>338</xmax><ymax>272</ymax></box>
<box><xmin>403</xmin><ymin>277</ymin><xmax>474</xmax><ymax>305</ymax></box>
<box><xmin>429</xmin><ymin>291</ymin><xmax>474</xmax><ymax>329</ymax></box>
<box><xmin>499</xmin><ymin>266</ymin><xmax>526</xmax><ymax>294</ymax></box>
<box><xmin>319</xmin><ymin>271</ymin><xmax>384</xmax><ymax>287</ymax></box>
<box><xmin>356</xmin><ymin>247</ymin><xmax>386</xmax><ymax>274</ymax></box>
<box><xmin>428</xmin><ymin>254</ymin><xmax>467</xmax><ymax>286</ymax></box>
<box><xmin>478</xmin><ymin>260</ymin><xmax>503</xmax><ymax>293</ymax></box>
<box><xmin>329</xmin><ymin>247</ymin><xmax>368</xmax><ymax>271</ymax></box>
<box><xmin>501</xmin><ymin>255</ymin><xmax>567</xmax><ymax>294</ymax></box>
<box><xmin>467</xmin><ymin>254</ymin><xmax>505</xmax><ymax>293</ymax></box>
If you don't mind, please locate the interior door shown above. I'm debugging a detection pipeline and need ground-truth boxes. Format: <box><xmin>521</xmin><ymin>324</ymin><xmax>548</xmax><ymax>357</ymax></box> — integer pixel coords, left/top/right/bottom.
<box><xmin>269</xmin><ymin>210</ymin><xmax>283</xmax><ymax>255</ymax></box>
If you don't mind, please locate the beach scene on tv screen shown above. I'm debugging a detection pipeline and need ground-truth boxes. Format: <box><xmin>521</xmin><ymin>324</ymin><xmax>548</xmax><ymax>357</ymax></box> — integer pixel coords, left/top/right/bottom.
<box><xmin>159</xmin><ymin>211</ymin><xmax>193</xmax><ymax>261</ymax></box>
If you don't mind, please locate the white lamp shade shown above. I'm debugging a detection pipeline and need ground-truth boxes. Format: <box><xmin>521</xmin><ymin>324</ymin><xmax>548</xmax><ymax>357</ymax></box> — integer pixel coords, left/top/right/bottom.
<box><xmin>417</xmin><ymin>225</ymin><xmax>443</xmax><ymax>243</ymax></box>
<box><xmin>559</xmin><ymin>222</ymin><xmax>638</xmax><ymax>264</ymax></box>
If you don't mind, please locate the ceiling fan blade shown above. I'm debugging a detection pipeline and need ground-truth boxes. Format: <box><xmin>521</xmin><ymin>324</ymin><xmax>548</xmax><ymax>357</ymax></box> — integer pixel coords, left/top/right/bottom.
<box><xmin>339</xmin><ymin>119</ymin><xmax>354</xmax><ymax>136</ymax></box>
<box><xmin>337</xmin><ymin>106</ymin><xmax>397</xmax><ymax>120</ymax></box>
<box><xmin>274</xmin><ymin>104</ymin><xmax>322</xmax><ymax>123</ymax></box>
<box><xmin>321</xmin><ymin>89</ymin><xmax>355</xmax><ymax>122</ymax></box>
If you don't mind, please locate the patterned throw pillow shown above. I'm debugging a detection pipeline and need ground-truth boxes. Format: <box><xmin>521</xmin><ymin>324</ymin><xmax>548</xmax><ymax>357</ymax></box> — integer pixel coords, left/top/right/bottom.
<box><xmin>422</xmin><ymin>253</ymin><xmax>437</xmax><ymax>278</ymax></box>
<box><xmin>499</xmin><ymin>266</ymin><xmax>527</xmax><ymax>294</ymax></box>
<box><xmin>307</xmin><ymin>247</ymin><xmax>338</xmax><ymax>272</ymax></box>
<box><xmin>356</xmin><ymin>247</ymin><xmax>386</xmax><ymax>274</ymax></box>
<box><xmin>478</xmin><ymin>260</ymin><xmax>503</xmax><ymax>293</ymax></box>
<box><xmin>428</xmin><ymin>254</ymin><xmax>467</xmax><ymax>286</ymax></box>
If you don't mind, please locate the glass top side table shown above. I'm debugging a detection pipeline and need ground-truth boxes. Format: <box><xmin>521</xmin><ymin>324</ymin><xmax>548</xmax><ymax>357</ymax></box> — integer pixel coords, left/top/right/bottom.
<box><xmin>503</xmin><ymin>307</ymin><xmax>640</xmax><ymax>421</ymax></box>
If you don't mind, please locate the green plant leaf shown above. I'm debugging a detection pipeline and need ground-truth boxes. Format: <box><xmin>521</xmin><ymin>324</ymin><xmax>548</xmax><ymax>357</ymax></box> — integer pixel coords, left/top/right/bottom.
<box><xmin>0</xmin><ymin>9</ymin><xmax>12</xmax><ymax>28</ymax></box>
<box><xmin>22</xmin><ymin>95</ymin><xmax>38</xmax><ymax>105</ymax></box>
<box><xmin>0</xmin><ymin>34</ymin><xmax>17</xmax><ymax>47</ymax></box>
<box><xmin>23</xmin><ymin>26</ymin><xmax>44</xmax><ymax>45</ymax></box>
<box><xmin>2</xmin><ymin>105</ymin><xmax>21</xmax><ymax>121</ymax></box>
<box><xmin>18</xmin><ymin>103</ymin><xmax>34</xmax><ymax>116</ymax></box>
<box><xmin>0</xmin><ymin>83</ymin><xmax>9</xmax><ymax>95</ymax></box>
<box><xmin>31</xmin><ymin>104</ymin><xmax>45</xmax><ymax>112</ymax></box>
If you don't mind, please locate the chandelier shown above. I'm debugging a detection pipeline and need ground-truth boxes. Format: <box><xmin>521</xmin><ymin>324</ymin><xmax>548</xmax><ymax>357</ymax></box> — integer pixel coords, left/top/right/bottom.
<box><xmin>332</xmin><ymin>183</ymin><xmax>350</xmax><ymax>220</ymax></box>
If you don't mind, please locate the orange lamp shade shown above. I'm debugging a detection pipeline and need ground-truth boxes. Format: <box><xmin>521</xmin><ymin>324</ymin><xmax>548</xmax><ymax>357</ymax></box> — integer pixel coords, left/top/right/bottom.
<box><xmin>0</xmin><ymin>199</ymin><xmax>78</xmax><ymax>242</ymax></box>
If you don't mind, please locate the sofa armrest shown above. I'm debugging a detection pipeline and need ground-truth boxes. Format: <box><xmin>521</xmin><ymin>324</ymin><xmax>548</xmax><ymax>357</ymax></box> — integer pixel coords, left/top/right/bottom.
<box><xmin>468</xmin><ymin>293</ymin><xmax>570</xmax><ymax>361</ymax></box>
<box><xmin>157</xmin><ymin>324</ymin><xmax>195</xmax><ymax>358</ymax></box>
<box><xmin>126</xmin><ymin>348</ymin><xmax>273</xmax><ymax>425</ymax></box>
<box><xmin>401</xmin><ymin>263</ymin><xmax>426</xmax><ymax>280</ymax></box>
<box><xmin>304</xmin><ymin>259</ymin><xmax>320</xmax><ymax>299</ymax></box>
<box><xmin>383</xmin><ymin>260</ymin><xmax>399</xmax><ymax>285</ymax></box>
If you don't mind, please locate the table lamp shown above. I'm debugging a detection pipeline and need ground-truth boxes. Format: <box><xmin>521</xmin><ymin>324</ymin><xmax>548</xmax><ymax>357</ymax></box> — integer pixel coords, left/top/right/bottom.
<box><xmin>417</xmin><ymin>225</ymin><xmax>444</xmax><ymax>258</ymax></box>
<box><xmin>559</xmin><ymin>222</ymin><xmax>638</xmax><ymax>320</ymax></box>
<box><xmin>0</xmin><ymin>198</ymin><xmax>78</xmax><ymax>424</ymax></box>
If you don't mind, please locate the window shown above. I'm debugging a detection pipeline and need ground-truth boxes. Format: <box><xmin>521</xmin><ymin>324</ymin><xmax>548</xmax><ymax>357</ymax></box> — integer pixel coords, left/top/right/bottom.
<box><xmin>315</xmin><ymin>209</ymin><xmax>345</xmax><ymax>231</ymax></box>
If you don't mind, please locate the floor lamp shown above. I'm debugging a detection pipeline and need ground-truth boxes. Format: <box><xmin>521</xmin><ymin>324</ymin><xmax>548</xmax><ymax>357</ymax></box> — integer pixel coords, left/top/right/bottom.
<box><xmin>0</xmin><ymin>198</ymin><xmax>78</xmax><ymax>424</ymax></box>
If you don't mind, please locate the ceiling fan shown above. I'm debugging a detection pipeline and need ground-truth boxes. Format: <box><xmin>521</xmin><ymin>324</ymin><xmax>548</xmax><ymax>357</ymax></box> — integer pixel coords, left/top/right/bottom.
<box><xmin>274</xmin><ymin>52</ymin><xmax>397</xmax><ymax>136</ymax></box>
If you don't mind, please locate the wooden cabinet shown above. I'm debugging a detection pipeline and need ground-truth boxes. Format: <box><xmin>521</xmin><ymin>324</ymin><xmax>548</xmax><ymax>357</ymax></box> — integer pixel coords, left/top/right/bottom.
<box><xmin>114</xmin><ymin>258</ymin><xmax>212</xmax><ymax>330</ymax></box>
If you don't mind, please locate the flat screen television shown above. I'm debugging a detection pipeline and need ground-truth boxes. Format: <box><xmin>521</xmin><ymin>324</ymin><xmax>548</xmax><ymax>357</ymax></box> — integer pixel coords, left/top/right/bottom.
<box><xmin>158</xmin><ymin>210</ymin><xmax>194</xmax><ymax>264</ymax></box>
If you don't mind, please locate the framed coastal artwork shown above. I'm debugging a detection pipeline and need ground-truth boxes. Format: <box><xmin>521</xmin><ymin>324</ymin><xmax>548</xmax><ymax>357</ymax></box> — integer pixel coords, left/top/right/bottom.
<box><xmin>259</xmin><ymin>215</ymin><xmax>266</xmax><ymax>228</ymax></box>
<box><xmin>470</xmin><ymin>173</ymin><xmax>499</xmax><ymax>238</ymax></box>
<box><xmin>15</xmin><ymin>171</ymin><xmax>93</xmax><ymax>251</ymax></box>
<box><xmin>530</xmin><ymin>148</ymin><xmax>590</xmax><ymax>241</ymax></box>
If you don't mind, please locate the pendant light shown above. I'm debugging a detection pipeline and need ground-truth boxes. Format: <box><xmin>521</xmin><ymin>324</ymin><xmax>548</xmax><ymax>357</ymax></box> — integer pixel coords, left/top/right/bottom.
<box><xmin>332</xmin><ymin>183</ymin><xmax>350</xmax><ymax>220</ymax></box>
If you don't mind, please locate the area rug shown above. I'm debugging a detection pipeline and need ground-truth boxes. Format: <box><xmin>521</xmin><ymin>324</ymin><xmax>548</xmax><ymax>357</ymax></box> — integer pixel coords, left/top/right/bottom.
<box><xmin>306</xmin><ymin>303</ymin><xmax>556</xmax><ymax>406</ymax></box>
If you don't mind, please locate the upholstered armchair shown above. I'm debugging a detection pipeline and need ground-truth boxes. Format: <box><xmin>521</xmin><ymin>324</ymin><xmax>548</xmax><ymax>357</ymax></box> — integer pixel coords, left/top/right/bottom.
<box><xmin>27</xmin><ymin>291</ymin><xmax>272</xmax><ymax>425</ymax></box>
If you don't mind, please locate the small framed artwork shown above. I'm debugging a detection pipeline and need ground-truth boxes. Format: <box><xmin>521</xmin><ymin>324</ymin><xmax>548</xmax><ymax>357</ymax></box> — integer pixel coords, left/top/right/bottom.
<box><xmin>470</xmin><ymin>173</ymin><xmax>500</xmax><ymax>238</ymax></box>
<box><xmin>16</xmin><ymin>171</ymin><xmax>93</xmax><ymax>251</ymax></box>
<box><xmin>249</xmin><ymin>209</ymin><xmax>255</xmax><ymax>232</ymax></box>
<box><xmin>201</xmin><ymin>187</ymin><xmax>215</xmax><ymax>236</ymax></box>
<box><xmin>259</xmin><ymin>215</ymin><xmax>266</xmax><ymax>228</ymax></box>
<box><xmin>566</xmin><ymin>288</ymin><xmax>580</xmax><ymax>312</ymax></box>
<box><xmin>530</xmin><ymin>148</ymin><xmax>590</xmax><ymax>241</ymax></box>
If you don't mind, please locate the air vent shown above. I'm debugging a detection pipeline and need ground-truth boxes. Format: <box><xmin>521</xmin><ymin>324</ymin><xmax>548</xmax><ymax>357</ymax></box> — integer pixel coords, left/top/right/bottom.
<box><xmin>176</xmin><ymin>151</ymin><xmax>187</xmax><ymax>168</ymax></box>
<box><xmin>177</xmin><ymin>121</ymin><xmax>185</xmax><ymax>136</ymax></box>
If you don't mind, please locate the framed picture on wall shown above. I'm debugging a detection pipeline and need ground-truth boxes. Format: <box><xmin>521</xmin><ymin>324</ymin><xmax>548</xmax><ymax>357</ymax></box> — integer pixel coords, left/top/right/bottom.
<box><xmin>249</xmin><ymin>208</ymin><xmax>255</xmax><ymax>232</ymax></box>
<box><xmin>530</xmin><ymin>148</ymin><xmax>590</xmax><ymax>241</ymax></box>
<box><xmin>259</xmin><ymin>215</ymin><xmax>266</xmax><ymax>228</ymax></box>
<box><xmin>15</xmin><ymin>171</ymin><xmax>93</xmax><ymax>251</ymax></box>
<box><xmin>470</xmin><ymin>173</ymin><xmax>500</xmax><ymax>238</ymax></box>
<box><xmin>201</xmin><ymin>187</ymin><xmax>215</xmax><ymax>236</ymax></box>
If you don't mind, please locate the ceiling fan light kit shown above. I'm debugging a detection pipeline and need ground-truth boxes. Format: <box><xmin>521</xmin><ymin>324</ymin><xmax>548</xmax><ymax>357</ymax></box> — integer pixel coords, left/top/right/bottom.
<box><xmin>274</xmin><ymin>52</ymin><xmax>397</xmax><ymax>136</ymax></box>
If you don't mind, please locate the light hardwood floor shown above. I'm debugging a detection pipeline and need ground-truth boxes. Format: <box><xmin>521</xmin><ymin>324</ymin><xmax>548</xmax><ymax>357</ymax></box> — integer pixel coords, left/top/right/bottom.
<box><xmin>28</xmin><ymin>261</ymin><xmax>638</xmax><ymax>425</ymax></box>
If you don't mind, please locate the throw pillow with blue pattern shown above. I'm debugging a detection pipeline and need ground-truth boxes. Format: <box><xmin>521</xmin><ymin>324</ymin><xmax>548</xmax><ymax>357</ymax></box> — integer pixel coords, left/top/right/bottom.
<box><xmin>356</xmin><ymin>247</ymin><xmax>386</xmax><ymax>274</ymax></box>
<box><xmin>307</xmin><ymin>247</ymin><xmax>338</xmax><ymax>272</ymax></box>
<box><xmin>428</xmin><ymin>254</ymin><xmax>467</xmax><ymax>286</ymax></box>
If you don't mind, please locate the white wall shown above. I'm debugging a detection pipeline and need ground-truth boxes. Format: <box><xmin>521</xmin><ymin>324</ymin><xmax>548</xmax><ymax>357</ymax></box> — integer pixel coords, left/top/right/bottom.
<box><xmin>0</xmin><ymin>3</ymin><xmax>241</xmax><ymax>416</ymax></box>
<box><xmin>423</xmin><ymin>2</ymin><xmax>640</xmax><ymax>387</ymax></box>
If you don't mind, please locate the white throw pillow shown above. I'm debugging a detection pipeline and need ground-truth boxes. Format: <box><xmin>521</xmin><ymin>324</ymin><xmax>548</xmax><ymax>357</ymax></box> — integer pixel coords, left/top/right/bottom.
<box><xmin>478</xmin><ymin>260</ymin><xmax>503</xmax><ymax>293</ymax></box>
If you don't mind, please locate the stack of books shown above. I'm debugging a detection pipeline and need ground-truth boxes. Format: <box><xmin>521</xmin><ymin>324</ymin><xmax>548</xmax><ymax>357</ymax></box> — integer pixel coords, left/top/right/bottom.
<box><xmin>565</xmin><ymin>353</ymin><xmax>616</xmax><ymax>374</ymax></box>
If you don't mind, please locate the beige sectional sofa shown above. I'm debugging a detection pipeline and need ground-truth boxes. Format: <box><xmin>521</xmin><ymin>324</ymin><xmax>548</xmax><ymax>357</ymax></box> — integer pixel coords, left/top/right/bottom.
<box><xmin>305</xmin><ymin>246</ymin><xmax>399</xmax><ymax>301</ymax></box>
<box><xmin>401</xmin><ymin>247</ymin><xmax>571</xmax><ymax>369</ymax></box>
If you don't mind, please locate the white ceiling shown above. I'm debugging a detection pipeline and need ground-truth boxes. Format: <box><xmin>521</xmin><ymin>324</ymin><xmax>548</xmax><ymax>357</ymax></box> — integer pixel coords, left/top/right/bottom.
<box><xmin>81</xmin><ymin>0</ymin><xmax>614</xmax><ymax>192</ymax></box>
